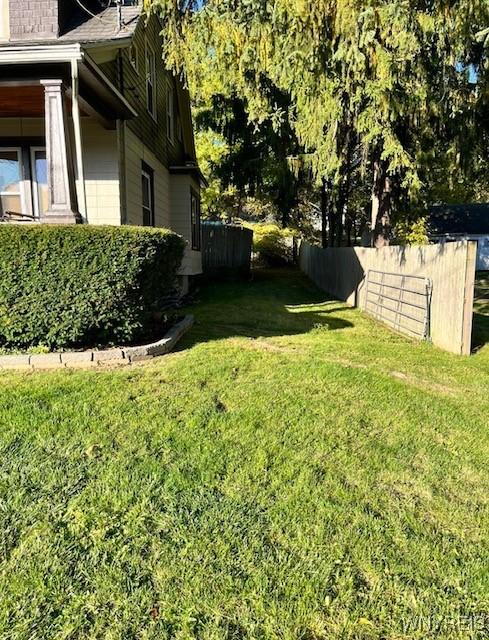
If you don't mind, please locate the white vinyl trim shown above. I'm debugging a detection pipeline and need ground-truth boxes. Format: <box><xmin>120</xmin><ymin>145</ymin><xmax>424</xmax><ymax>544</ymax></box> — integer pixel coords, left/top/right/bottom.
<box><xmin>0</xmin><ymin>44</ymin><xmax>83</xmax><ymax>65</ymax></box>
<box><xmin>0</xmin><ymin>147</ymin><xmax>27</xmax><ymax>216</ymax></box>
<box><xmin>30</xmin><ymin>146</ymin><xmax>46</xmax><ymax>219</ymax></box>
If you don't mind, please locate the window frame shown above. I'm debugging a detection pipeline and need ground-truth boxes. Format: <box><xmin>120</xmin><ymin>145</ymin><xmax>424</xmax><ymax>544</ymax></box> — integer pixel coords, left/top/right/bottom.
<box><xmin>145</xmin><ymin>41</ymin><xmax>157</xmax><ymax>120</ymax></box>
<box><xmin>129</xmin><ymin>43</ymin><xmax>139</xmax><ymax>74</ymax></box>
<box><xmin>166</xmin><ymin>80</ymin><xmax>175</xmax><ymax>143</ymax></box>
<box><xmin>190</xmin><ymin>188</ymin><xmax>201</xmax><ymax>251</ymax></box>
<box><xmin>30</xmin><ymin>146</ymin><xmax>47</xmax><ymax>219</ymax></box>
<box><xmin>0</xmin><ymin>147</ymin><xmax>26</xmax><ymax>218</ymax></box>
<box><xmin>141</xmin><ymin>161</ymin><xmax>155</xmax><ymax>227</ymax></box>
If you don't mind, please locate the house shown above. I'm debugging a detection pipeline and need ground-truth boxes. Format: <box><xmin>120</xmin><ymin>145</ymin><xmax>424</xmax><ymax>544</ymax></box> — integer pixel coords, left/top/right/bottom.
<box><xmin>0</xmin><ymin>0</ymin><xmax>204</xmax><ymax>290</ymax></box>
<box><xmin>429</xmin><ymin>204</ymin><xmax>489</xmax><ymax>271</ymax></box>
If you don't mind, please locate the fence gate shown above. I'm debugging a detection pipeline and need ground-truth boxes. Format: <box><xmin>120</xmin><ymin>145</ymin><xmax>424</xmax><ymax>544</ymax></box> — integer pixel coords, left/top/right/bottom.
<box><xmin>365</xmin><ymin>270</ymin><xmax>433</xmax><ymax>341</ymax></box>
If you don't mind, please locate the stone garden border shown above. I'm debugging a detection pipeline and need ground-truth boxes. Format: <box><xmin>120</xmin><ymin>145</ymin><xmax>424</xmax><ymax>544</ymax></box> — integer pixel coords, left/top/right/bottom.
<box><xmin>0</xmin><ymin>316</ymin><xmax>194</xmax><ymax>371</ymax></box>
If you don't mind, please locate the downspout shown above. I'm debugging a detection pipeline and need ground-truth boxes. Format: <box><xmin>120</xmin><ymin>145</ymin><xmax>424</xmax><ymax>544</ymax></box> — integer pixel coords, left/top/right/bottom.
<box><xmin>117</xmin><ymin>49</ymin><xmax>128</xmax><ymax>224</ymax></box>
<box><xmin>71</xmin><ymin>58</ymin><xmax>87</xmax><ymax>221</ymax></box>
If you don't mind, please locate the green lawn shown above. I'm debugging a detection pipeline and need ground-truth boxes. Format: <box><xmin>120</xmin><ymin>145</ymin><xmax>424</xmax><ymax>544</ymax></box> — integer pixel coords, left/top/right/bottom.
<box><xmin>1</xmin><ymin>269</ymin><xmax>488</xmax><ymax>639</ymax></box>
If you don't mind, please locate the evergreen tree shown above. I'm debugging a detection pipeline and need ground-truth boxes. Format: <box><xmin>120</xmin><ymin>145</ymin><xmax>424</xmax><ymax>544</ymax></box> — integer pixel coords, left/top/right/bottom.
<box><xmin>149</xmin><ymin>0</ymin><xmax>489</xmax><ymax>245</ymax></box>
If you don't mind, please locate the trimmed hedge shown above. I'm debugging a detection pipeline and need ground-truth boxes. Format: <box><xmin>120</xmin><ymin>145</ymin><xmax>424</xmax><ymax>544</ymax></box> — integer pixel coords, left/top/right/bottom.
<box><xmin>0</xmin><ymin>225</ymin><xmax>186</xmax><ymax>350</ymax></box>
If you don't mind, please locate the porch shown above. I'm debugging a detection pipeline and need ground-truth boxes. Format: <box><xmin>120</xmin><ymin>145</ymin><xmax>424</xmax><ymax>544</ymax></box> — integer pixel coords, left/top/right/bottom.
<box><xmin>0</xmin><ymin>44</ymin><xmax>135</xmax><ymax>224</ymax></box>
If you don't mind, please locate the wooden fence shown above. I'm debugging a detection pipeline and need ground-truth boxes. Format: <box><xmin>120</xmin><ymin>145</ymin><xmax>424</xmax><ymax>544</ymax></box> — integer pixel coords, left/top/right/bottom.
<box><xmin>300</xmin><ymin>240</ymin><xmax>477</xmax><ymax>355</ymax></box>
<box><xmin>201</xmin><ymin>223</ymin><xmax>253</xmax><ymax>278</ymax></box>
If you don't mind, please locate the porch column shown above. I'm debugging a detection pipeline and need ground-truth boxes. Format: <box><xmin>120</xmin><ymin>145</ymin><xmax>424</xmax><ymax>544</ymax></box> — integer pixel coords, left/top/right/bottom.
<box><xmin>41</xmin><ymin>79</ymin><xmax>80</xmax><ymax>223</ymax></box>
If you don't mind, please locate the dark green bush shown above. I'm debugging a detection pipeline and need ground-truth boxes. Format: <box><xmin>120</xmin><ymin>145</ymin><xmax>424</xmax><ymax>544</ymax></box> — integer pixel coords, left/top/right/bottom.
<box><xmin>0</xmin><ymin>225</ymin><xmax>185</xmax><ymax>350</ymax></box>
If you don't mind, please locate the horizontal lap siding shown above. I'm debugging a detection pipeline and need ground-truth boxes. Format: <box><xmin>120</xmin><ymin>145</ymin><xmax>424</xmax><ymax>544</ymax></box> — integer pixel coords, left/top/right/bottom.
<box><xmin>170</xmin><ymin>174</ymin><xmax>202</xmax><ymax>275</ymax></box>
<box><xmin>179</xmin><ymin>248</ymin><xmax>203</xmax><ymax>276</ymax></box>
<box><xmin>82</xmin><ymin>119</ymin><xmax>121</xmax><ymax>226</ymax></box>
<box><xmin>169</xmin><ymin>175</ymin><xmax>191</xmax><ymax>240</ymax></box>
<box><xmin>100</xmin><ymin>13</ymin><xmax>187</xmax><ymax>171</ymax></box>
<box><xmin>125</xmin><ymin>127</ymin><xmax>170</xmax><ymax>228</ymax></box>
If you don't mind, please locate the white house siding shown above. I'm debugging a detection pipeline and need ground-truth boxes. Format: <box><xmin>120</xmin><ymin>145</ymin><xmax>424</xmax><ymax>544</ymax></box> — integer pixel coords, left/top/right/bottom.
<box><xmin>432</xmin><ymin>235</ymin><xmax>489</xmax><ymax>271</ymax></box>
<box><xmin>170</xmin><ymin>174</ymin><xmax>202</xmax><ymax>276</ymax></box>
<box><xmin>82</xmin><ymin>119</ymin><xmax>121</xmax><ymax>226</ymax></box>
<box><xmin>125</xmin><ymin>127</ymin><xmax>171</xmax><ymax>228</ymax></box>
<box><xmin>474</xmin><ymin>236</ymin><xmax>489</xmax><ymax>270</ymax></box>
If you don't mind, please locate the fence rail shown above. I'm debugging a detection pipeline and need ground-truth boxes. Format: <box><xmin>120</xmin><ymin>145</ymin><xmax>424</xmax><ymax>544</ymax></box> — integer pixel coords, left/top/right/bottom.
<box><xmin>365</xmin><ymin>270</ymin><xmax>432</xmax><ymax>340</ymax></box>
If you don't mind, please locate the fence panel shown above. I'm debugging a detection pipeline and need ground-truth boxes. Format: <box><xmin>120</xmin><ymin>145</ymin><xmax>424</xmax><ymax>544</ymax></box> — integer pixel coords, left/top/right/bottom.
<box><xmin>202</xmin><ymin>223</ymin><xmax>253</xmax><ymax>278</ymax></box>
<box><xmin>300</xmin><ymin>241</ymin><xmax>477</xmax><ymax>355</ymax></box>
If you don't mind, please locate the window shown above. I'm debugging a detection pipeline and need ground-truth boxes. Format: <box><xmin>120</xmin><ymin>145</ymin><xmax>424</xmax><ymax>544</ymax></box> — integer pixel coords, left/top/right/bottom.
<box><xmin>31</xmin><ymin>147</ymin><xmax>48</xmax><ymax>218</ymax></box>
<box><xmin>0</xmin><ymin>148</ymin><xmax>24</xmax><ymax>219</ymax></box>
<box><xmin>129</xmin><ymin>43</ymin><xmax>139</xmax><ymax>73</ymax></box>
<box><xmin>142</xmin><ymin>162</ymin><xmax>155</xmax><ymax>227</ymax></box>
<box><xmin>167</xmin><ymin>82</ymin><xmax>175</xmax><ymax>142</ymax></box>
<box><xmin>177</xmin><ymin>115</ymin><xmax>183</xmax><ymax>143</ymax></box>
<box><xmin>145</xmin><ymin>45</ymin><xmax>157</xmax><ymax>118</ymax></box>
<box><xmin>190</xmin><ymin>189</ymin><xmax>201</xmax><ymax>250</ymax></box>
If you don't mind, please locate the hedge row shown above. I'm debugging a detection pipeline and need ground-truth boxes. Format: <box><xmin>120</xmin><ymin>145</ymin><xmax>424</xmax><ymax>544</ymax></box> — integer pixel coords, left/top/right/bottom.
<box><xmin>0</xmin><ymin>225</ymin><xmax>186</xmax><ymax>350</ymax></box>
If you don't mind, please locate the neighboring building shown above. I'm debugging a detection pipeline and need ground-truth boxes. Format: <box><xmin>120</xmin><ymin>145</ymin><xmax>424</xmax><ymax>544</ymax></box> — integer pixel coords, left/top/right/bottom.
<box><xmin>0</xmin><ymin>0</ymin><xmax>204</xmax><ymax>288</ymax></box>
<box><xmin>429</xmin><ymin>204</ymin><xmax>489</xmax><ymax>271</ymax></box>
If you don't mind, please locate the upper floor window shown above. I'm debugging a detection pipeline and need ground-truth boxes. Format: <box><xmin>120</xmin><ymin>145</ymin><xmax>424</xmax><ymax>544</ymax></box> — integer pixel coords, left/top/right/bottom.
<box><xmin>167</xmin><ymin>82</ymin><xmax>175</xmax><ymax>142</ymax></box>
<box><xmin>129</xmin><ymin>43</ymin><xmax>139</xmax><ymax>73</ymax></box>
<box><xmin>146</xmin><ymin>45</ymin><xmax>157</xmax><ymax>119</ymax></box>
<box><xmin>177</xmin><ymin>115</ymin><xmax>183</xmax><ymax>143</ymax></box>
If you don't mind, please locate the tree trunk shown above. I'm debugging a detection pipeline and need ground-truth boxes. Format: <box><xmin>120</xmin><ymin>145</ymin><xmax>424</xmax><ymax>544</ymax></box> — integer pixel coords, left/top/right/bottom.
<box><xmin>343</xmin><ymin>135</ymin><xmax>354</xmax><ymax>247</ymax></box>
<box><xmin>321</xmin><ymin>178</ymin><xmax>328</xmax><ymax>249</ymax></box>
<box><xmin>346</xmin><ymin>214</ymin><xmax>353</xmax><ymax>246</ymax></box>
<box><xmin>335</xmin><ymin>182</ymin><xmax>346</xmax><ymax>247</ymax></box>
<box><xmin>328</xmin><ymin>201</ymin><xmax>336</xmax><ymax>247</ymax></box>
<box><xmin>371</xmin><ymin>158</ymin><xmax>392</xmax><ymax>248</ymax></box>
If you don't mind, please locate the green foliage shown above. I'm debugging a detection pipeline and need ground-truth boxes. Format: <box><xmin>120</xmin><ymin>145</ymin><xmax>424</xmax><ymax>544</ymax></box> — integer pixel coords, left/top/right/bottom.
<box><xmin>195</xmin><ymin>95</ymin><xmax>303</xmax><ymax>226</ymax></box>
<box><xmin>0</xmin><ymin>225</ymin><xmax>185</xmax><ymax>350</ymax></box>
<box><xmin>243</xmin><ymin>223</ymin><xmax>296</xmax><ymax>265</ymax></box>
<box><xmin>393</xmin><ymin>217</ymin><xmax>430</xmax><ymax>246</ymax></box>
<box><xmin>195</xmin><ymin>128</ymin><xmax>236</xmax><ymax>218</ymax></box>
<box><xmin>150</xmin><ymin>0</ymin><xmax>489</xmax><ymax>240</ymax></box>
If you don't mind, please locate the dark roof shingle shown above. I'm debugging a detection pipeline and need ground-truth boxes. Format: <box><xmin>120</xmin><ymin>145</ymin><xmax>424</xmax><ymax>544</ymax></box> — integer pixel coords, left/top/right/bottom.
<box><xmin>429</xmin><ymin>204</ymin><xmax>489</xmax><ymax>235</ymax></box>
<box><xmin>60</xmin><ymin>5</ymin><xmax>141</xmax><ymax>43</ymax></box>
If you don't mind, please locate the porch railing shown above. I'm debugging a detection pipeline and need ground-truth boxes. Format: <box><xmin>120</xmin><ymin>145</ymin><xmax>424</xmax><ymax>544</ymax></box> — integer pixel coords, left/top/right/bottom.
<box><xmin>0</xmin><ymin>211</ymin><xmax>39</xmax><ymax>223</ymax></box>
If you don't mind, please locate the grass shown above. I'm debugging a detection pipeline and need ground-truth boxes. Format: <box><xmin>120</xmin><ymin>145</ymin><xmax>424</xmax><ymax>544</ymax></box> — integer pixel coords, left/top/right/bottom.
<box><xmin>0</xmin><ymin>268</ymin><xmax>488</xmax><ymax>640</ymax></box>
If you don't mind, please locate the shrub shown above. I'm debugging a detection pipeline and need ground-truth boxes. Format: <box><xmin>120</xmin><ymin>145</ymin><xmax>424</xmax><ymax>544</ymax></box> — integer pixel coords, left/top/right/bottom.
<box><xmin>0</xmin><ymin>225</ymin><xmax>185</xmax><ymax>350</ymax></box>
<box><xmin>393</xmin><ymin>217</ymin><xmax>430</xmax><ymax>246</ymax></box>
<box><xmin>243</xmin><ymin>223</ymin><xmax>297</xmax><ymax>265</ymax></box>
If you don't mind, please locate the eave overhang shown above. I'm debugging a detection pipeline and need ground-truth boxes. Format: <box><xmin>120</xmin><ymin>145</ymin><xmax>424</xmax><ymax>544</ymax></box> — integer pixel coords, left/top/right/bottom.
<box><xmin>0</xmin><ymin>43</ymin><xmax>137</xmax><ymax>120</ymax></box>
<box><xmin>170</xmin><ymin>165</ymin><xmax>209</xmax><ymax>189</ymax></box>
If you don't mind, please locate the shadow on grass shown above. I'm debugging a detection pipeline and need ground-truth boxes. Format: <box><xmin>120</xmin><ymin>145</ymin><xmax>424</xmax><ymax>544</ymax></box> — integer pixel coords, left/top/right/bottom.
<box><xmin>179</xmin><ymin>267</ymin><xmax>354</xmax><ymax>348</ymax></box>
<box><xmin>472</xmin><ymin>272</ymin><xmax>489</xmax><ymax>352</ymax></box>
